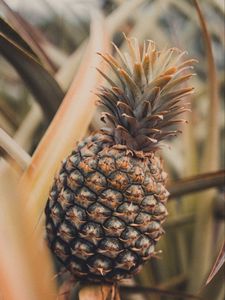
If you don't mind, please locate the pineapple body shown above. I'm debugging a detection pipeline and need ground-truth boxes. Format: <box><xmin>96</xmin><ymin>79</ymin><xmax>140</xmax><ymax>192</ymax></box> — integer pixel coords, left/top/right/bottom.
<box><xmin>45</xmin><ymin>133</ymin><xmax>168</xmax><ymax>282</ymax></box>
<box><xmin>45</xmin><ymin>37</ymin><xmax>195</xmax><ymax>282</ymax></box>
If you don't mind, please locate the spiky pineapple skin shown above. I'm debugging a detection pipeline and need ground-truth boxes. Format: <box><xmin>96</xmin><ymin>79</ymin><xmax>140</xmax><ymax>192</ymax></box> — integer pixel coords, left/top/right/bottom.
<box><xmin>45</xmin><ymin>133</ymin><xmax>169</xmax><ymax>282</ymax></box>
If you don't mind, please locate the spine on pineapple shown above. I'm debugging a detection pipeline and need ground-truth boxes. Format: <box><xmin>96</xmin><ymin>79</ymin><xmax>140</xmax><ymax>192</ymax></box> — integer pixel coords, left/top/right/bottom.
<box><xmin>45</xmin><ymin>36</ymin><xmax>196</xmax><ymax>286</ymax></box>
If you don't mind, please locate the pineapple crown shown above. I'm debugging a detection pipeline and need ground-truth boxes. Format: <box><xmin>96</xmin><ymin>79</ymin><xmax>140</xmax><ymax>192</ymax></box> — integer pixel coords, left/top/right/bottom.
<box><xmin>97</xmin><ymin>36</ymin><xmax>197</xmax><ymax>152</ymax></box>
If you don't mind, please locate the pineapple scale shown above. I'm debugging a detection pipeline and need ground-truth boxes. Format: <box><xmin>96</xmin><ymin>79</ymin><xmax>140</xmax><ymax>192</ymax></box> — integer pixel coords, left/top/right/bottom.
<box><xmin>45</xmin><ymin>133</ymin><xmax>169</xmax><ymax>282</ymax></box>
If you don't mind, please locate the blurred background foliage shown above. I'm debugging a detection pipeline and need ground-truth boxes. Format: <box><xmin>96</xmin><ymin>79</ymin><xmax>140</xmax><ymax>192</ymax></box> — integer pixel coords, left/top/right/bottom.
<box><xmin>0</xmin><ymin>0</ymin><xmax>224</xmax><ymax>299</ymax></box>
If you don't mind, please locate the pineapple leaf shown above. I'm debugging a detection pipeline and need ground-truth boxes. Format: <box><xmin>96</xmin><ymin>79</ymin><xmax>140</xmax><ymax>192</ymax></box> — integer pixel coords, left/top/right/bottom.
<box><xmin>168</xmin><ymin>170</ymin><xmax>225</xmax><ymax>199</ymax></box>
<box><xmin>205</xmin><ymin>241</ymin><xmax>225</xmax><ymax>285</ymax></box>
<box><xmin>0</xmin><ymin>0</ymin><xmax>56</xmax><ymax>72</ymax></box>
<box><xmin>0</xmin><ymin>17</ymin><xmax>38</xmax><ymax>59</ymax></box>
<box><xmin>188</xmin><ymin>0</ymin><xmax>220</xmax><ymax>292</ymax></box>
<box><xmin>97</xmin><ymin>37</ymin><xmax>195</xmax><ymax>152</ymax></box>
<box><xmin>0</xmin><ymin>128</ymin><xmax>31</xmax><ymax>170</ymax></box>
<box><xmin>19</xmin><ymin>9</ymin><xmax>109</xmax><ymax>233</ymax></box>
<box><xmin>0</xmin><ymin>33</ymin><xmax>64</xmax><ymax>121</ymax></box>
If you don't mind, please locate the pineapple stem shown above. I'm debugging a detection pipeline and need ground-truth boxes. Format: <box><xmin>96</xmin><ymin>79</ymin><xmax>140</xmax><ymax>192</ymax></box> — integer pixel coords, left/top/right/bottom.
<box><xmin>78</xmin><ymin>283</ymin><xmax>120</xmax><ymax>300</ymax></box>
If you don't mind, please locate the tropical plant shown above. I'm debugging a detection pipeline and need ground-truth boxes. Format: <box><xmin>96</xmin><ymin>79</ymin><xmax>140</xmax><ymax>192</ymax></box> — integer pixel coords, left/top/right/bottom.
<box><xmin>0</xmin><ymin>0</ymin><xmax>224</xmax><ymax>300</ymax></box>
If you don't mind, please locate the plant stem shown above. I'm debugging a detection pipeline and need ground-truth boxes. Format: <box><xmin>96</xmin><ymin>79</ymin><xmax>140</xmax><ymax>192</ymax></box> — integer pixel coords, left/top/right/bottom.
<box><xmin>78</xmin><ymin>284</ymin><xmax>120</xmax><ymax>300</ymax></box>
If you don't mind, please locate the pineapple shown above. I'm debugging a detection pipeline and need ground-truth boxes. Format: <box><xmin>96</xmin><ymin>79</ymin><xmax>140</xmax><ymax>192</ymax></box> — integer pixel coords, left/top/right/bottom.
<box><xmin>45</xmin><ymin>37</ymin><xmax>195</xmax><ymax>282</ymax></box>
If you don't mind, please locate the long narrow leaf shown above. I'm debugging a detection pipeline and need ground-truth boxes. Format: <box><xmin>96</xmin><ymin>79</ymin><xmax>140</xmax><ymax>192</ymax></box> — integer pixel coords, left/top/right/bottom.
<box><xmin>188</xmin><ymin>0</ymin><xmax>221</xmax><ymax>292</ymax></box>
<box><xmin>194</xmin><ymin>0</ymin><xmax>219</xmax><ymax>173</ymax></box>
<box><xmin>0</xmin><ymin>17</ymin><xmax>38</xmax><ymax>59</ymax></box>
<box><xmin>0</xmin><ymin>0</ymin><xmax>56</xmax><ymax>72</ymax></box>
<box><xmin>0</xmin><ymin>172</ymin><xmax>57</xmax><ymax>300</ymax></box>
<box><xmin>0</xmin><ymin>128</ymin><xmax>31</xmax><ymax>170</ymax></box>
<box><xmin>168</xmin><ymin>170</ymin><xmax>225</xmax><ymax>199</ymax></box>
<box><xmin>19</xmin><ymin>9</ymin><xmax>109</xmax><ymax>230</ymax></box>
<box><xmin>1</xmin><ymin>9</ymin><xmax>108</xmax><ymax>300</ymax></box>
<box><xmin>206</xmin><ymin>241</ymin><xmax>225</xmax><ymax>285</ymax></box>
<box><xmin>200</xmin><ymin>262</ymin><xmax>225</xmax><ymax>300</ymax></box>
<box><xmin>0</xmin><ymin>33</ymin><xmax>64</xmax><ymax>120</ymax></box>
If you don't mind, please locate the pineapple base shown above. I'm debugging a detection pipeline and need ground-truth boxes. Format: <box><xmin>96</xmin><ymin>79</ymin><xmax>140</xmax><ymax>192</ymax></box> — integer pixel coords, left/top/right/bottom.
<box><xmin>45</xmin><ymin>133</ymin><xmax>169</xmax><ymax>282</ymax></box>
